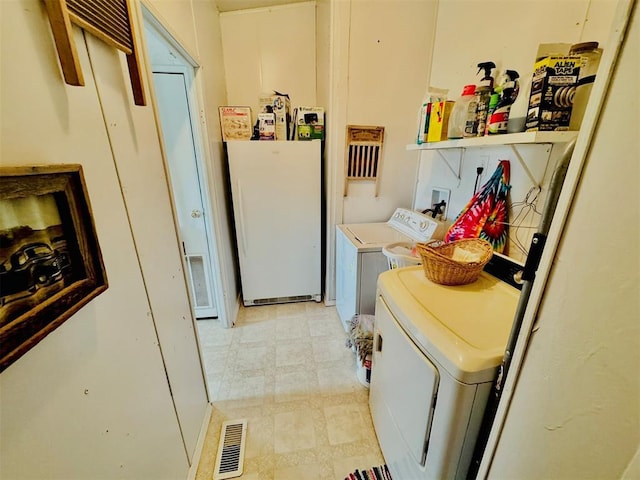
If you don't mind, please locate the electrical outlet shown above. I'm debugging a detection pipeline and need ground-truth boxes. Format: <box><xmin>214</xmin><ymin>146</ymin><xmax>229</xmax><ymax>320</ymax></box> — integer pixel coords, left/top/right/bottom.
<box><xmin>476</xmin><ymin>154</ymin><xmax>490</xmax><ymax>183</ymax></box>
<box><xmin>478</xmin><ymin>154</ymin><xmax>490</xmax><ymax>171</ymax></box>
<box><xmin>430</xmin><ymin>187</ymin><xmax>450</xmax><ymax>220</ymax></box>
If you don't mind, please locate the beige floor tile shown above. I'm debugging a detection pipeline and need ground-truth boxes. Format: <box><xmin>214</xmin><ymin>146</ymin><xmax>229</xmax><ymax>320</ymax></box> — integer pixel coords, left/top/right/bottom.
<box><xmin>275</xmin><ymin>341</ymin><xmax>313</xmax><ymax>368</ymax></box>
<box><xmin>274</xmin><ymin>462</ymin><xmax>331</xmax><ymax>480</ymax></box>
<box><xmin>324</xmin><ymin>404</ymin><xmax>372</xmax><ymax>446</ymax></box>
<box><xmin>312</xmin><ymin>336</ymin><xmax>353</xmax><ymax>364</ymax></box>
<box><xmin>234</xmin><ymin>344</ymin><xmax>271</xmax><ymax>371</ymax></box>
<box><xmin>275</xmin><ymin>302</ymin><xmax>308</xmax><ymax>318</ymax></box>
<box><xmin>307</xmin><ymin>314</ymin><xmax>343</xmax><ymax>338</ymax></box>
<box><xmin>244</xmin><ymin>415</ymin><xmax>275</xmax><ymax>459</ymax></box>
<box><xmin>202</xmin><ymin>345</ymin><xmax>228</xmax><ymax>375</ymax></box>
<box><xmin>275</xmin><ymin>316</ymin><xmax>311</xmax><ymax>340</ymax></box>
<box><xmin>274</xmin><ymin>369</ymin><xmax>319</xmax><ymax>403</ymax></box>
<box><xmin>273</xmin><ymin>410</ymin><xmax>317</xmax><ymax>453</ymax></box>
<box><xmin>237</xmin><ymin>321</ymin><xmax>277</xmax><ymax>344</ymax></box>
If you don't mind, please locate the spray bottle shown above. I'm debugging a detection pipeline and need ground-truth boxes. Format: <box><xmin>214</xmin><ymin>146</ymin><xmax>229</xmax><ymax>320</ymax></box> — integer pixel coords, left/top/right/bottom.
<box><xmin>466</xmin><ymin>61</ymin><xmax>496</xmax><ymax>137</ymax></box>
<box><xmin>487</xmin><ymin>69</ymin><xmax>520</xmax><ymax>135</ymax></box>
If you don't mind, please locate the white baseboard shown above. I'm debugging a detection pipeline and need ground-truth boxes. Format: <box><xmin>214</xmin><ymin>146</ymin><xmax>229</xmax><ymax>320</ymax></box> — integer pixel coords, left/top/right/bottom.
<box><xmin>187</xmin><ymin>402</ymin><xmax>214</xmax><ymax>480</ymax></box>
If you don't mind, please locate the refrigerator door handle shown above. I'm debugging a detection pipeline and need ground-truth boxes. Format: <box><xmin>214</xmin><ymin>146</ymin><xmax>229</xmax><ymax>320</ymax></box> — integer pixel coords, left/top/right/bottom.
<box><xmin>237</xmin><ymin>181</ymin><xmax>248</xmax><ymax>255</ymax></box>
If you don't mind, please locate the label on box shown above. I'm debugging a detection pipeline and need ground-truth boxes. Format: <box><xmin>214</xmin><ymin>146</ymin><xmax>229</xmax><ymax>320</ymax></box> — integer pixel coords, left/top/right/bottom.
<box><xmin>218</xmin><ymin>106</ymin><xmax>252</xmax><ymax>141</ymax></box>
<box><xmin>526</xmin><ymin>55</ymin><xmax>581</xmax><ymax>131</ymax></box>
<box><xmin>296</xmin><ymin>106</ymin><xmax>324</xmax><ymax>140</ymax></box>
<box><xmin>259</xmin><ymin>94</ymin><xmax>291</xmax><ymax>140</ymax></box>
<box><xmin>427</xmin><ymin>101</ymin><xmax>455</xmax><ymax>142</ymax></box>
<box><xmin>258</xmin><ymin>113</ymin><xmax>275</xmax><ymax>140</ymax></box>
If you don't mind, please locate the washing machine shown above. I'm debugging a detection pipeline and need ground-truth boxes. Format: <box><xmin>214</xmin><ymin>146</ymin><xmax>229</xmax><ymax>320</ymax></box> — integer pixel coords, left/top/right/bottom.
<box><xmin>335</xmin><ymin>208</ymin><xmax>447</xmax><ymax>331</ymax></box>
<box><xmin>369</xmin><ymin>256</ymin><xmax>523</xmax><ymax>479</ymax></box>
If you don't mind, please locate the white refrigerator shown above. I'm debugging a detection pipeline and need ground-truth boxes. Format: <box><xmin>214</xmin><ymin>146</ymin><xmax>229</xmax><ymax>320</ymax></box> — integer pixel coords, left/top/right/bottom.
<box><xmin>226</xmin><ymin>140</ymin><xmax>322</xmax><ymax>306</ymax></box>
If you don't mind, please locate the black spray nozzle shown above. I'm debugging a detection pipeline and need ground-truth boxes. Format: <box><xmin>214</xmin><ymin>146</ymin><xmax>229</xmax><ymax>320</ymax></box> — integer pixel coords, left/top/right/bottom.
<box><xmin>505</xmin><ymin>69</ymin><xmax>520</xmax><ymax>80</ymax></box>
<box><xmin>477</xmin><ymin>61</ymin><xmax>497</xmax><ymax>77</ymax></box>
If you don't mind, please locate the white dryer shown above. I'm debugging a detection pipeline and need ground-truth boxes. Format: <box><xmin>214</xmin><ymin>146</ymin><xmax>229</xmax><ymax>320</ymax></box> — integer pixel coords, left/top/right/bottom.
<box><xmin>369</xmin><ymin>260</ymin><xmax>522</xmax><ymax>479</ymax></box>
<box><xmin>335</xmin><ymin>208</ymin><xmax>446</xmax><ymax>331</ymax></box>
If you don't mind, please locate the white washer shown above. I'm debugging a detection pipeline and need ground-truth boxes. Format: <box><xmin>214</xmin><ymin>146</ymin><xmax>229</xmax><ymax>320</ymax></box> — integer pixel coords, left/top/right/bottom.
<box><xmin>369</xmin><ymin>261</ymin><xmax>521</xmax><ymax>479</ymax></box>
<box><xmin>335</xmin><ymin>208</ymin><xmax>446</xmax><ymax>331</ymax></box>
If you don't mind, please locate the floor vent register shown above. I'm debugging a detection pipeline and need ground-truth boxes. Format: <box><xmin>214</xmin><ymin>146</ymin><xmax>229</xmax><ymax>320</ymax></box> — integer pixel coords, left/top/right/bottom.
<box><xmin>213</xmin><ymin>420</ymin><xmax>247</xmax><ymax>480</ymax></box>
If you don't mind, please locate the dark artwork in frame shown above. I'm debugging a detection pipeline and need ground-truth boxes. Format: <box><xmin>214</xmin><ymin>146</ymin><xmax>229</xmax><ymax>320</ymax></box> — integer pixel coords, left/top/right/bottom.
<box><xmin>0</xmin><ymin>165</ymin><xmax>107</xmax><ymax>372</ymax></box>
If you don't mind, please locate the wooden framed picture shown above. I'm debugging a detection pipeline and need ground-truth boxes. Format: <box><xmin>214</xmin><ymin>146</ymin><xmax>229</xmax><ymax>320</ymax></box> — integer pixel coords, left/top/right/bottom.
<box><xmin>0</xmin><ymin>165</ymin><xmax>108</xmax><ymax>372</ymax></box>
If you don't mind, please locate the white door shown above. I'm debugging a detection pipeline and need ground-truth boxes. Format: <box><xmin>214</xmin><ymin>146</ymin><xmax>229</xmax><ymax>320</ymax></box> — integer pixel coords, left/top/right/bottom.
<box><xmin>153</xmin><ymin>72</ymin><xmax>217</xmax><ymax>318</ymax></box>
<box><xmin>370</xmin><ymin>296</ymin><xmax>439</xmax><ymax>475</ymax></box>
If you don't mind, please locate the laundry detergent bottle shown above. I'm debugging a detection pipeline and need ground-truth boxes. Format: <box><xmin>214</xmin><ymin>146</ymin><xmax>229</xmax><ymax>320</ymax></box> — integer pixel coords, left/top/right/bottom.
<box><xmin>447</xmin><ymin>84</ymin><xmax>476</xmax><ymax>139</ymax></box>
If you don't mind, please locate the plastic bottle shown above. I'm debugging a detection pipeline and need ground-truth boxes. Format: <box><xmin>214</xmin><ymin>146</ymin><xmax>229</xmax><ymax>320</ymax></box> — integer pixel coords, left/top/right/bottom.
<box><xmin>568</xmin><ymin>41</ymin><xmax>602</xmax><ymax>131</ymax></box>
<box><xmin>483</xmin><ymin>93</ymin><xmax>500</xmax><ymax>135</ymax></box>
<box><xmin>447</xmin><ymin>84</ymin><xmax>476</xmax><ymax>139</ymax></box>
<box><xmin>487</xmin><ymin>70</ymin><xmax>520</xmax><ymax>135</ymax></box>
<box><xmin>416</xmin><ymin>101</ymin><xmax>430</xmax><ymax>144</ymax></box>
<box><xmin>465</xmin><ymin>61</ymin><xmax>496</xmax><ymax>137</ymax></box>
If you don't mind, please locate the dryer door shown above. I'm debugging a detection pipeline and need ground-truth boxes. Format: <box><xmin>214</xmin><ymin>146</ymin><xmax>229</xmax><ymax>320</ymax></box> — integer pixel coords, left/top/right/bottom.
<box><xmin>370</xmin><ymin>295</ymin><xmax>439</xmax><ymax>472</ymax></box>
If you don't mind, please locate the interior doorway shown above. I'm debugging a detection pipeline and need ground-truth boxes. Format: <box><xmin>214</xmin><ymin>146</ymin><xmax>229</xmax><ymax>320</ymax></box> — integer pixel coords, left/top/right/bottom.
<box><xmin>143</xmin><ymin>13</ymin><xmax>221</xmax><ymax>320</ymax></box>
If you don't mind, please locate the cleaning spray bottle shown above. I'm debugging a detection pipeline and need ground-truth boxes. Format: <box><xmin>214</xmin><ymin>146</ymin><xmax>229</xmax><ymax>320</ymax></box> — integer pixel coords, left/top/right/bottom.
<box><xmin>474</xmin><ymin>62</ymin><xmax>496</xmax><ymax>137</ymax></box>
<box><xmin>487</xmin><ymin>69</ymin><xmax>520</xmax><ymax>135</ymax></box>
<box><xmin>464</xmin><ymin>61</ymin><xmax>496</xmax><ymax>137</ymax></box>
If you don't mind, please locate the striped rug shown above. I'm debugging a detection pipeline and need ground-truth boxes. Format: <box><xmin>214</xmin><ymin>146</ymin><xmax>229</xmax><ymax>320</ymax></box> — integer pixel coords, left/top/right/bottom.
<box><xmin>344</xmin><ymin>464</ymin><xmax>392</xmax><ymax>480</ymax></box>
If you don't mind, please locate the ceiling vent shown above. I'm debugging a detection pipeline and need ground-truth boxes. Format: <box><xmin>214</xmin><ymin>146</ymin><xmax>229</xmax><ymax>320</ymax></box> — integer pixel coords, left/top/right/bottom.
<box><xmin>344</xmin><ymin>125</ymin><xmax>385</xmax><ymax>196</ymax></box>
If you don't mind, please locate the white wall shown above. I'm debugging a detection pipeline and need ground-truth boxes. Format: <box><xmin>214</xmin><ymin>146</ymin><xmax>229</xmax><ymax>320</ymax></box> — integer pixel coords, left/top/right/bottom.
<box><xmin>340</xmin><ymin>0</ymin><xmax>438</xmax><ymax>222</ymax></box>
<box><xmin>487</xmin><ymin>3</ymin><xmax>639</xmax><ymax>477</ymax></box>
<box><xmin>0</xmin><ymin>0</ymin><xmax>223</xmax><ymax>477</ymax></box>
<box><xmin>219</xmin><ymin>2</ymin><xmax>318</xmax><ymax>118</ymax></box>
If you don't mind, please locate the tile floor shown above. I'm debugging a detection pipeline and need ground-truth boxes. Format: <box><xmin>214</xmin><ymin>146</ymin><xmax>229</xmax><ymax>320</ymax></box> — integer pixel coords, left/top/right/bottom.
<box><xmin>194</xmin><ymin>301</ymin><xmax>384</xmax><ymax>480</ymax></box>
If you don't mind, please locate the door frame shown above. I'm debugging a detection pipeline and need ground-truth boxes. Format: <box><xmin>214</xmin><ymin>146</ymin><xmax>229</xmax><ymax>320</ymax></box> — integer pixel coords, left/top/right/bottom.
<box><xmin>139</xmin><ymin>4</ymin><xmax>230</xmax><ymax>328</ymax></box>
<box><xmin>152</xmin><ymin>67</ymin><xmax>218</xmax><ymax>319</ymax></box>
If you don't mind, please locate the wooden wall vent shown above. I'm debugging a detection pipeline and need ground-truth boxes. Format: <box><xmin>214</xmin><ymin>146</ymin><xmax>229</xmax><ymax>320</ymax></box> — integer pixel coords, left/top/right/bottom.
<box><xmin>44</xmin><ymin>0</ymin><xmax>146</xmax><ymax>106</ymax></box>
<box><xmin>344</xmin><ymin>125</ymin><xmax>385</xmax><ymax>196</ymax></box>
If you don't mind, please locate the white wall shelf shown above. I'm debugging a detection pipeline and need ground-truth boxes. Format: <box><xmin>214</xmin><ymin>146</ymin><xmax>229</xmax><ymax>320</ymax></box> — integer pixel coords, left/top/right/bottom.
<box><xmin>407</xmin><ymin>131</ymin><xmax>579</xmax><ymax>186</ymax></box>
<box><xmin>406</xmin><ymin>131</ymin><xmax>579</xmax><ymax>151</ymax></box>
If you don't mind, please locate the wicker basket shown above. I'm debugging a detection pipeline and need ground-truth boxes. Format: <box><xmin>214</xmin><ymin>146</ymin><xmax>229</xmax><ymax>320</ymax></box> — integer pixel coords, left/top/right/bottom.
<box><xmin>416</xmin><ymin>238</ymin><xmax>494</xmax><ymax>286</ymax></box>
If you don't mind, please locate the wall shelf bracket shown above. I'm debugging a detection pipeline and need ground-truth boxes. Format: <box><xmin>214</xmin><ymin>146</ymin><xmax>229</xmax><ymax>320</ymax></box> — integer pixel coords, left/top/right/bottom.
<box><xmin>510</xmin><ymin>144</ymin><xmax>543</xmax><ymax>187</ymax></box>
<box><xmin>435</xmin><ymin>148</ymin><xmax>462</xmax><ymax>180</ymax></box>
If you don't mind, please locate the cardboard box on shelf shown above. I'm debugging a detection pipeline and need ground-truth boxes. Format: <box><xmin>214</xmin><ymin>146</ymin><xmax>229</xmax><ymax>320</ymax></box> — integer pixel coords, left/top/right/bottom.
<box><xmin>258</xmin><ymin>112</ymin><xmax>276</xmax><ymax>140</ymax></box>
<box><xmin>259</xmin><ymin>93</ymin><xmax>291</xmax><ymax>140</ymax></box>
<box><xmin>218</xmin><ymin>106</ymin><xmax>252</xmax><ymax>141</ymax></box>
<box><xmin>427</xmin><ymin>101</ymin><xmax>455</xmax><ymax>142</ymax></box>
<box><xmin>525</xmin><ymin>55</ymin><xmax>581</xmax><ymax>131</ymax></box>
<box><xmin>296</xmin><ymin>106</ymin><xmax>324</xmax><ymax>140</ymax></box>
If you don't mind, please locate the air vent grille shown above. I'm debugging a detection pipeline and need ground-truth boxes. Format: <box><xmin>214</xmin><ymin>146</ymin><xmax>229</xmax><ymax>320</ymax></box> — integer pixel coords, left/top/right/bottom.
<box><xmin>251</xmin><ymin>295</ymin><xmax>313</xmax><ymax>306</ymax></box>
<box><xmin>213</xmin><ymin>420</ymin><xmax>247</xmax><ymax>480</ymax></box>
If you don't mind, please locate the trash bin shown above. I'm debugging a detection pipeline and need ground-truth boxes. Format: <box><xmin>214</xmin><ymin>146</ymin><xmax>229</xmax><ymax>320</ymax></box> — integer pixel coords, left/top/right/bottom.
<box><xmin>345</xmin><ymin>314</ymin><xmax>375</xmax><ymax>387</ymax></box>
<box><xmin>382</xmin><ymin>242</ymin><xmax>422</xmax><ymax>270</ymax></box>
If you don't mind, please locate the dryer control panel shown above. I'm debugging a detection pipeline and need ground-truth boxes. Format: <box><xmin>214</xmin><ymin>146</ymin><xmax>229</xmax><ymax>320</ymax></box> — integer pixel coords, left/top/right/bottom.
<box><xmin>387</xmin><ymin>208</ymin><xmax>446</xmax><ymax>242</ymax></box>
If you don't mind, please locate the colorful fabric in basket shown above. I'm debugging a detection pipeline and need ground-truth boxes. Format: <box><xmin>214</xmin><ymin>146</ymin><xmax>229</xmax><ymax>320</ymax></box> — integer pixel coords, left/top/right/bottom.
<box><xmin>445</xmin><ymin>160</ymin><xmax>511</xmax><ymax>253</ymax></box>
